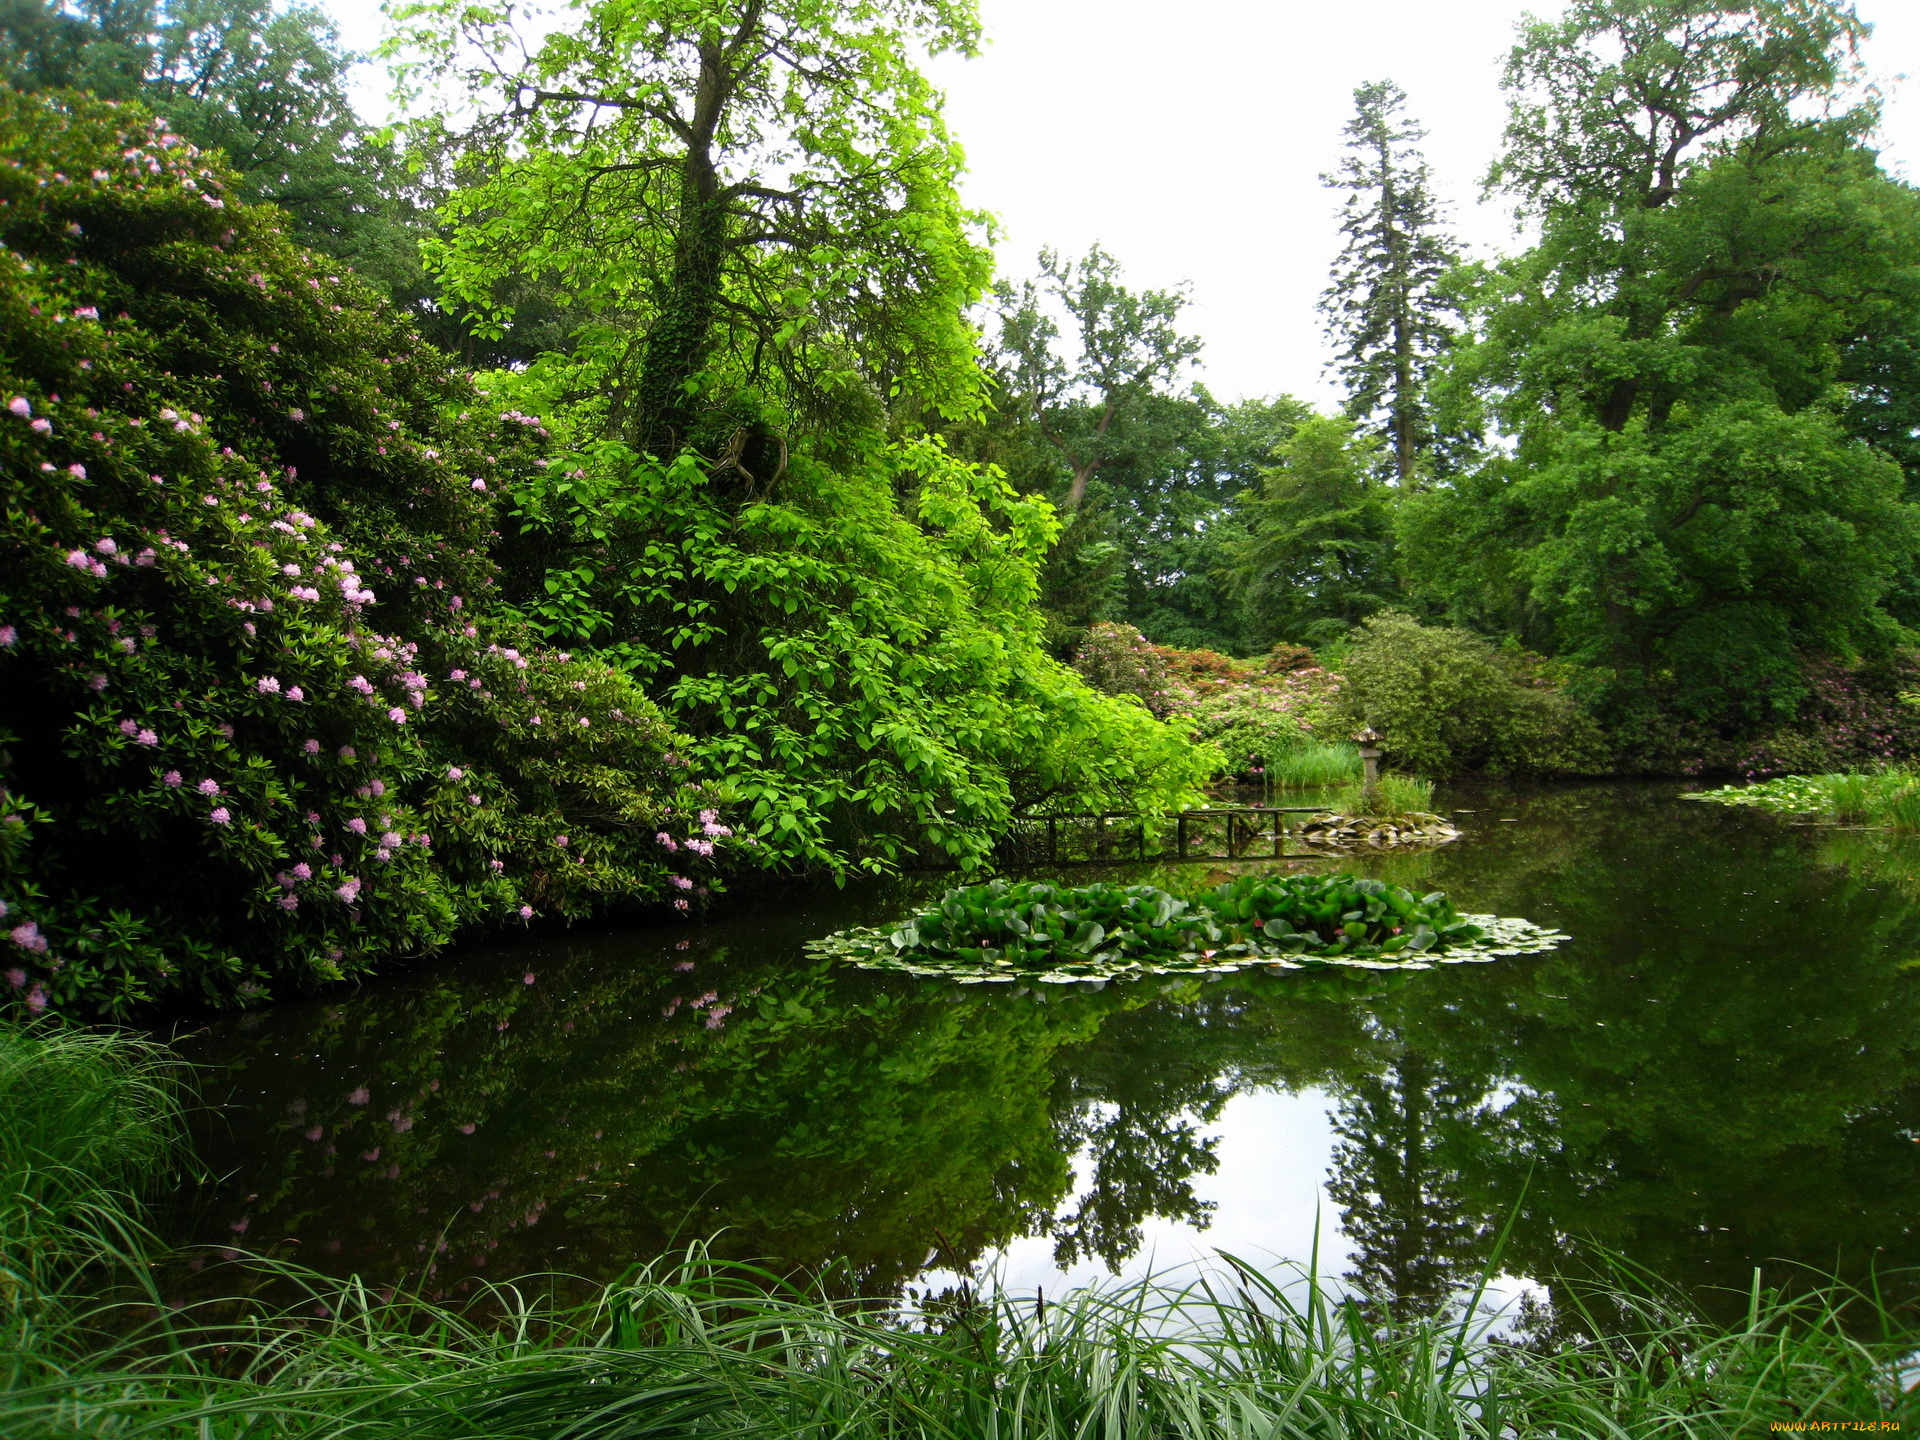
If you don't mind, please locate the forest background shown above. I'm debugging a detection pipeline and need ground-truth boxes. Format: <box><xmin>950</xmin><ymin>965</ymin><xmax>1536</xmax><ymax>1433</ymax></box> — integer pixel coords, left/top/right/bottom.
<box><xmin>5</xmin><ymin>0</ymin><xmax>1920</xmax><ymax>1013</ymax></box>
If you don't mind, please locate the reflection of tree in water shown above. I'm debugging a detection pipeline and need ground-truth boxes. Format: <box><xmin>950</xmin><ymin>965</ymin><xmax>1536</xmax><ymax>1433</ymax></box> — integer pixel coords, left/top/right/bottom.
<box><xmin>1043</xmin><ymin>984</ymin><xmax>1386</xmax><ymax>1270</ymax></box>
<box><xmin>1327</xmin><ymin>1047</ymin><xmax>1496</xmax><ymax>1320</ymax></box>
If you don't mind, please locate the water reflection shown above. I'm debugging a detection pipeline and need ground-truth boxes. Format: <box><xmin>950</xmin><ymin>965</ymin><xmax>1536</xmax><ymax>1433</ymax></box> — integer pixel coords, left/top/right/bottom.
<box><xmin>168</xmin><ymin>783</ymin><xmax>1920</xmax><ymax>1322</ymax></box>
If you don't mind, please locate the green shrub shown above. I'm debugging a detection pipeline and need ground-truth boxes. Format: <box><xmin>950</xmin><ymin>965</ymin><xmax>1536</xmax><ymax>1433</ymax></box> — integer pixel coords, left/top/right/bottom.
<box><xmin>0</xmin><ymin>92</ymin><xmax>732</xmax><ymax>1016</ymax></box>
<box><xmin>1069</xmin><ymin>621</ymin><xmax>1170</xmax><ymax>714</ymax></box>
<box><xmin>1338</xmin><ymin>613</ymin><xmax>1609</xmax><ymax>776</ymax></box>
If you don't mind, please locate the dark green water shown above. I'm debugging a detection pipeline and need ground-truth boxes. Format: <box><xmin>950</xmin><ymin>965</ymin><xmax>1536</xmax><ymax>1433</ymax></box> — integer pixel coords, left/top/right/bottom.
<box><xmin>165</xmin><ymin>781</ymin><xmax>1920</xmax><ymax>1321</ymax></box>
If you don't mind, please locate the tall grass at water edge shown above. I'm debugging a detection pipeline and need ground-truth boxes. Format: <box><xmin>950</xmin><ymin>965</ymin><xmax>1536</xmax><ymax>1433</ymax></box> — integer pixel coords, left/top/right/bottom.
<box><xmin>1695</xmin><ymin>766</ymin><xmax>1920</xmax><ymax>832</ymax></box>
<box><xmin>3</xmin><ymin>1023</ymin><xmax>1917</xmax><ymax>1438</ymax></box>
<box><xmin>0</xmin><ymin>1022</ymin><xmax>182</xmax><ymax>1313</ymax></box>
<box><xmin>1265</xmin><ymin>739</ymin><xmax>1362</xmax><ymax>789</ymax></box>
<box><xmin>1331</xmin><ymin>773</ymin><xmax>1438</xmax><ymax>819</ymax></box>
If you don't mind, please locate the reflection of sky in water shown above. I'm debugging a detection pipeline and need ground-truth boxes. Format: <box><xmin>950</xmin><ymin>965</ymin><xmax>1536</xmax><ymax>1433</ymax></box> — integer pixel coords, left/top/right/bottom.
<box><xmin>985</xmin><ymin>1090</ymin><xmax>1352</xmax><ymax>1294</ymax></box>
<box><xmin>935</xmin><ymin>1087</ymin><xmax>1543</xmax><ymax>1323</ymax></box>
<box><xmin>917</xmin><ymin>1090</ymin><xmax>1543</xmax><ymax>1344</ymax></box>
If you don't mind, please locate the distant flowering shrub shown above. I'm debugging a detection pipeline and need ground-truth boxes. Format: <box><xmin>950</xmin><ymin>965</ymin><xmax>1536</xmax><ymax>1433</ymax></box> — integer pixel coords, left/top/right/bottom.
<box><xmin>1070</xmin><ymin>623</ymin><xmax>1340</xmax><ymax>779</ymax></box>
<box><xmin>0</xmin><ymin>92</ymin><xmax>737</xmax><ymax>1018</ymax></box>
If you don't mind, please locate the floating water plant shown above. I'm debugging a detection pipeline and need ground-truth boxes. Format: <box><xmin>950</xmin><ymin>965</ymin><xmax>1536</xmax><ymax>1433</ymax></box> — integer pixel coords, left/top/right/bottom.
<box><xmin>807</xmin><ymin>874</ymin><xmax>1566</xmax><ymax>983</ymax></box>
<box><xmin>1687</xmin><ymin>770</ymin><xmax>1920</xmax><ymax>832</ymax></box>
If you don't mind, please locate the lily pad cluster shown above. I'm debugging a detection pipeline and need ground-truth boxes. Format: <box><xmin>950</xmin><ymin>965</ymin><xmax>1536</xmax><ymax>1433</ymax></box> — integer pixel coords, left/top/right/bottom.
<box><xmin>806</xmin><ymin>873</ymin><xmax>1568</xmax><ymax>984</ymax></box>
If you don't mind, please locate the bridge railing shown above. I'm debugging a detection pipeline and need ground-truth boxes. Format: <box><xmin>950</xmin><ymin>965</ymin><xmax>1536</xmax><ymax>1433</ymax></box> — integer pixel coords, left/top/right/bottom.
<box><xmin>996</xmin><ymin>806</ymin><xmax>1327</xmax><ymax>866</ymax></box>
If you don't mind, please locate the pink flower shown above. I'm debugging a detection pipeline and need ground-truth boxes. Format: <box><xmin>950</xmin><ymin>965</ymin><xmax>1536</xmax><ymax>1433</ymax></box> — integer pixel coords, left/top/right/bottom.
<box><xmin>292</xmin><ymin>863</ymin><xmax>312</xmax><ymax>879</ymax></box>
<box><xmin>470</xmin><ymin>479</ymin><xmax>486</xmax><ymax>491</ymax></box>
<box><xmin>209</xmin><ymin>807</ymin><xmax>231</xmax><ymax>825</ymax></box>
<box><xmin>6</xmin><ymin>397</ymin><xmax>28</xmax><ymax>418</ymax></box>
<box><xmin>24</xmin><ymin>986</ymin><xmax>47</xmax><ymax>1014</ymax></box>
<box><xmin>467</xmin><ymin>794</ymin><xmax>481</xmax><ymax>805</ymax></box>
<box><xmin>304</xmin><ymin>1125</ymin><xmax>324</xmax><ymax>1141</ymax></box>
<box><xmin>347</xmin><ymin>1087</ymin><xmax>370</xmax><ymax>1105</ymax></box>
<box><xmin>4</xmin><ymin>968</ymin><xmax>24</xmax><ymax>987</ymax></box>
<box><xmin>135</xmin><ymin>728</ymin><xmax>157</xmax><ymax>747</ymax></box>
<box><xmin>673</xmin><ymin>960</ymin><xmax>695</xmax><ymax>972</ymax></box>
<box><xmin>655</xmin><ymin>832</ymin><xmax>678</xmax><ymax>851</ymax></box>
<box><xmin>93</xmin><ymin>537</ymin><xmax>114</xmax><ymax>555</ymax></box>
<box><xmin>0</xmin><ymin>626</ymin><xmax>14</xmax><ymax>646</ymax></box>
<box><xmin>276</xmin><ymin>894</ymin><xmax>298</xmax><ymax>911</ymax></box>
<box><xmin>64</xmin><ymin>549</ymin><xmax>90</xmax><ymax>570</ymax></box>
<box><xmin>346</xmin><ymin>818</ymin><xmax>367</xmax><ymax>835</ymax></box>
<box><xmin>162</xmin><ymin>770</ymin><xmax>181</xmax><ymax>787</ymax></box>
<box><xmin>669</xmin><ymin>875</ymin><xmax>693</xmax><ymax>891</ymax></box>
<box><xmin>30</xmin><ymin>418</ymin><xmax>50</xmax><ymax>435</ymax></box>
<box><xmin>386</xmin><ymin>707</ymin><xmax>407</xmax><ymax>724</ymax></box>
<box><xmin>302</xmin><ymin>739</ymin><xmax>320</xmax><ymax>754</ymax></box>
<box><xmin>522</xmin><ymin>973</ymin><xmax>535</xmax><ymax>985</ymax></box>
<box><xmin>256</xmin><ymin>676</ymin><xmax>280</xmax><ymax>694</ymax></box>
<box><xmin>9</xmin><ymin>923</ymin><xmax>49</xmax><ymax>953</ymax></box>
<box><xmin>447</xmin><ymin>766</ymin><xmax>464</xmax><ymax>780</ymax></box>
<box><xmin>553</xmin><ymin>835</ymin><xmax>568</xmax><ymax>848</ymax></box>
<box><xmin>336</xmin><ymin>878</ymin><xmax>361</xmax><ymax>902</ymax></box>
<box><xmin>517</xmin><ymin>905</ymin><xmax>533</xmax><ymax>919</ymax></box>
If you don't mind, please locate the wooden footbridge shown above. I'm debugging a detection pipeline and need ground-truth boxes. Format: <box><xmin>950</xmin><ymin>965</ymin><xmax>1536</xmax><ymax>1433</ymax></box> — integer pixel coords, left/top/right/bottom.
<box><xmin>1000</xmin><ymin>807</ymin><xmax>1328</xmax><ymax>866</ymax></box>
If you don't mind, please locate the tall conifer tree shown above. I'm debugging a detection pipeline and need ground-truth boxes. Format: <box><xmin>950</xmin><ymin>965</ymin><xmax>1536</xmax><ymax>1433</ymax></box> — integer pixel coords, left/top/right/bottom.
<box><xmin>1320</xmin><ymin>81</ymin><xmax>1458</xmax><ymax>483</ymax></box>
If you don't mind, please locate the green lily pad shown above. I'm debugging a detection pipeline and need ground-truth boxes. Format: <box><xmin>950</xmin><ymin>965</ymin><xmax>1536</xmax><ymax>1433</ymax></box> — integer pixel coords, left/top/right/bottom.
<box><xmin>805</xmin><ymin>874</ymin><xmax>1568</xmax><ymax>984</ymax></box>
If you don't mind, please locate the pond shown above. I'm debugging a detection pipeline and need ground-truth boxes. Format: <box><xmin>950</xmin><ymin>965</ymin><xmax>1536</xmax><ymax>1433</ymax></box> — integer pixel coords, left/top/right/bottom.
<box><xmin>161</xmin><ymin>780</ymin><xmax>1920</xmax><ymax>1325</ymax></box>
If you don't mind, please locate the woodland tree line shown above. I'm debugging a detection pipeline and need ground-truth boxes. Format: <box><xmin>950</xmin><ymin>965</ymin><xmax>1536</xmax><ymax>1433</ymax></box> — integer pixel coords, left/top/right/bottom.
<box><xmin>3</xmin><ymin>0</ymin><xmax>1919</xmax><ymax>1010</ymax></box>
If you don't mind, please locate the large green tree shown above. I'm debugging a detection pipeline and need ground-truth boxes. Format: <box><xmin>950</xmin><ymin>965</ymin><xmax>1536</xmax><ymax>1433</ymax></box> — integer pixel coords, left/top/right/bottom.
<box><xmin>1321</xmin><ymin>80</ymin><xmax>1460</xmax><ymax>484</ymax></box>
<box><xmin>382</xmin><ymin>0</ymin><xmax>1214</xmax><ymax>874</ymax></box>
<box><xmin>392</xmin><ymin>0</ymin><xmax>991</xmax><ymax>455</ymax></box>
<box><xmin>1224</xmin><ymin>413</ymin><xmax>1400</xmax><ymax>647</ymax></box>
<box><xmin>1401</xmin><ymin>0</ymin><xmax>1920</xmax><ymax>736</ymax></box>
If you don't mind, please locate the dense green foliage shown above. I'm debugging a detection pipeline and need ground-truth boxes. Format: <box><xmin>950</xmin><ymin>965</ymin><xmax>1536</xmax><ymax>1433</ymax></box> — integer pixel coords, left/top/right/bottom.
<box><xmin>0</xmin><ymin>1022</ymin><xmax>179</xmax><ymax>1307</ymax></box>
<box><xmin>0</xmin><ymin>92</ymin><xmax>734</xmax><ymax>1016</ymax></box>
<box><xmin>1224</xmin><ymin>413</ymin><xmax>1399</xmax><ymax>647</ymax></box>
<box><xmin>377</xmin><ymin>0</ymin><xmax>1215</xmax><ymax>873</ymax></box>
<box><xmin>0</xmin><ymin>0</ymin><xmax>428</xmax><ymax>303</ymax></box>
<box><xmin>1339</xmin><ymin>613</ymin><xmax>1610</xmax><ymax>776</ymax></box>
<box><xmin>1401</xmin><ymin>0</ymin><xmax>1920</xmax><ymax>741</ymax></box>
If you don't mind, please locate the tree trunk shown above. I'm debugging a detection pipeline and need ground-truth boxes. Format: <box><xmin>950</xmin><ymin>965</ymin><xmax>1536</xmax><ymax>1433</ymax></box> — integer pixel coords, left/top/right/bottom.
<box><xmin>633</xmin><ymin>39</ymin><xmax>731</xmax><ymax>455</ymax></box>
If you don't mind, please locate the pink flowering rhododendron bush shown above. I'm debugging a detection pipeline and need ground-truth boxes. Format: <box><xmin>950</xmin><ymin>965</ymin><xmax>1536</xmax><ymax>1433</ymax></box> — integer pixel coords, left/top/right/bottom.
<box><xmin>0</xmin><ymin>92</ymin><xmax>732</xmax><ymax>1018</ymax></box>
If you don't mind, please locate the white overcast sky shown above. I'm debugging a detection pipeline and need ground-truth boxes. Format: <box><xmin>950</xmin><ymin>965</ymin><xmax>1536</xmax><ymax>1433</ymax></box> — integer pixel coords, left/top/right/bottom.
<box><xmin>322</xmin><ymin>0</ymin><xmax>1920</xmax><ymax>409</ymax></box>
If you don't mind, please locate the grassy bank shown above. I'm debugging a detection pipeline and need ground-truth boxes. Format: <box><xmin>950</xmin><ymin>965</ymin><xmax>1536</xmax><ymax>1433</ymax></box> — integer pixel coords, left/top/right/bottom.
<box><xmin>1689</xmin><ymin>768</ymin><xmax>1920</xmax><ymax>832</ymax></box>
<box><xmin>3</xmin><ymin>1022</ymin><xmax>1916</xmax><ymax>1438</ymax></box>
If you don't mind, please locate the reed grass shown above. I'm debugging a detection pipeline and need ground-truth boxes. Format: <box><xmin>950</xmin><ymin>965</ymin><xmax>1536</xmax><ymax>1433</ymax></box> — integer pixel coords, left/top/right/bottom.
<box><xmin>0</xmin><ymin>1023</ymin><xmax>183</xmax><ymax>1316</ymax></box>
<box><xmin>1332</xmin><ymin>772</ymin><xmax>1436</xmax><ymax>819</ymax></box>
<box><xmin>4</xmin><ymin>1248</ymin><xmax>1915</xmax><ymax>1439</ymax></box>
<box><xmin>1266</xmin><ymin>739</ymin><xmax>1362</xmax><ymax>789</ymax></box>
